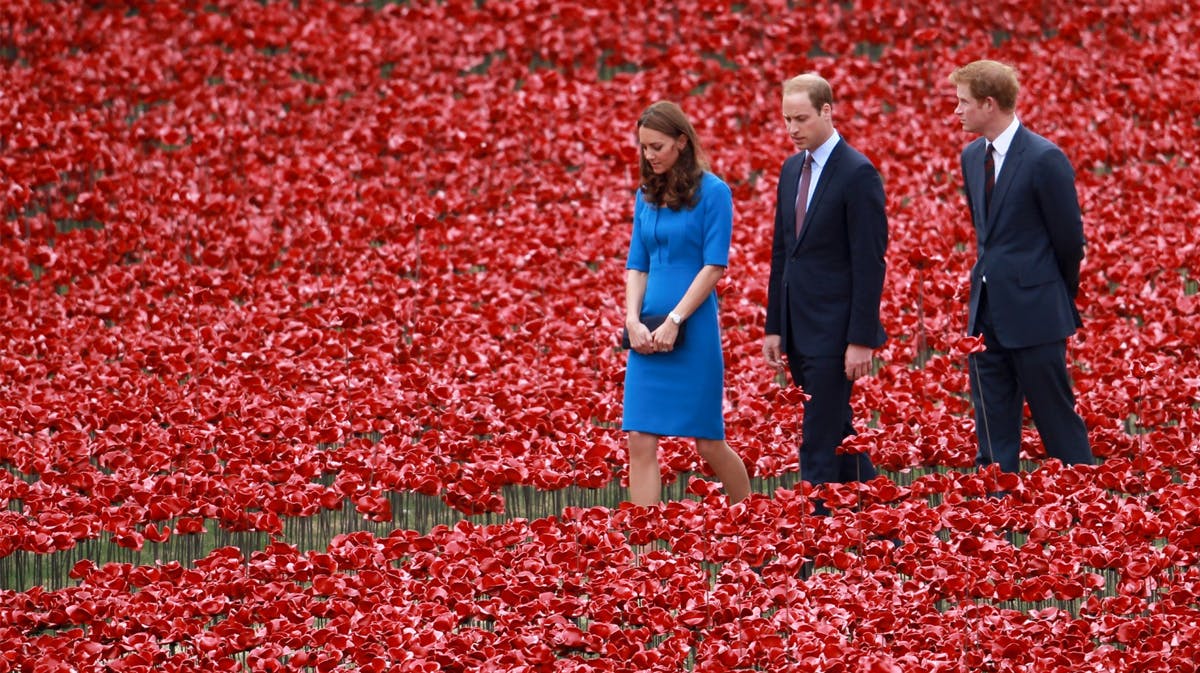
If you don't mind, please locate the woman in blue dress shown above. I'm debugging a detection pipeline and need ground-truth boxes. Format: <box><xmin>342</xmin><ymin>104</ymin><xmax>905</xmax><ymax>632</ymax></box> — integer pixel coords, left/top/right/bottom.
<box><xmin>622</xmin><ymin>101</ymin><xmax>750</xmax><ymax>506</ymax></box>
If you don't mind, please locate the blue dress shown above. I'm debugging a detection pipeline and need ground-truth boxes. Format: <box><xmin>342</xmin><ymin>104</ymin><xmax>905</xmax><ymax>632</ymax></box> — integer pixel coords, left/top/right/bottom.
<box><xmin>622</xmin><ymin>172</ymin><xmax>731</xmax><ymax>440</ymax></box>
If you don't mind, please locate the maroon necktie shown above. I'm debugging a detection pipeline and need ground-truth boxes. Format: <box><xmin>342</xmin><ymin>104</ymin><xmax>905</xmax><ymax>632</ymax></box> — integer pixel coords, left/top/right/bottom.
<box><xmin>794</xmin><ymin>153</ymin><xmax>813</xmax><ymax>237</ymax></box>
<box><xmin>984</xmin><ymin>143</ymin><xmax>995</xmax><ymax>211</ymax></box>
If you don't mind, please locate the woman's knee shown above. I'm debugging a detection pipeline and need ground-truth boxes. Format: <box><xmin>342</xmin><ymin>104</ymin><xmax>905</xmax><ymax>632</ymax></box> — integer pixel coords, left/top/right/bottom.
<box><xmin>695</xmin><ymin>438</ymin><xmax>727</xmax><ymax>462</ymax></box>
<box><xmin>628</xmin><ymin>432</ymin><xmax>658</xmax><ymax>459</ymax></box>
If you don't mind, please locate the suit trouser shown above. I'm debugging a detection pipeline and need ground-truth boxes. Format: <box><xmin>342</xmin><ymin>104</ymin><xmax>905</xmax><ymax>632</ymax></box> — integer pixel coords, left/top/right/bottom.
<box><xmin>786</xmin><ymin>351</ymin><xmax>878</xmax><ymax>514</ymax></box>
<box><xmin>970</xmin><ymin>286</ymin><xmax>1093</xmax><ymax>473</ymax></box>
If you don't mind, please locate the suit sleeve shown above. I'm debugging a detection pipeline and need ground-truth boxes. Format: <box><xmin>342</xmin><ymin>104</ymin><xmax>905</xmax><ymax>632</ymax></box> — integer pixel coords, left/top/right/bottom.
<box><xmin>960</xmin><ymin>146</ymin><xmax>975</xmax><ymax>215</ymax></box>
<box><xmin>764</xmin><ymin>160</ymin><xmax>791</xmax><ymax>336</ymax></box>
<box><xmin>1032</xmin><ymin>147</ymin><xmax>1084</xmax><ymax>299</ymax></box>
<box><xmin>845</xmin><ymin>160</ymin><xmax>889</xmax><ymax>347</ymax></box>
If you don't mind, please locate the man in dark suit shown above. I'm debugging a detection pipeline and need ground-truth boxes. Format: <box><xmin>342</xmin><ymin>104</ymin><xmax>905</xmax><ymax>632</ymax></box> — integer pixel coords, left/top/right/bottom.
<box><xmin>950</xmin><ymin>59</ymin><xmax>1094</xmax><ymax>473</ymax></box>
<box><xmin>764</xmin><ymin>73</ymin><xmax>888</xmax><ymax>512</ymax></box>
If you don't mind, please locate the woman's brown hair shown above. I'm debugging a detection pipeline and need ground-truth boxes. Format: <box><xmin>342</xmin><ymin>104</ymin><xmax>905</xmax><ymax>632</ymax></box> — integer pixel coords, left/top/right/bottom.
<box><xmin>637</xmin><ymin>101</ymin><xmax>709</xmax><ymax>210</ymax></box>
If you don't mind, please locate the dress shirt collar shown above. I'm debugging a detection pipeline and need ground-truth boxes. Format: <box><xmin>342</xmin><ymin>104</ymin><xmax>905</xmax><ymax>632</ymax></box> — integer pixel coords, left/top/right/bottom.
<box><xmin>989</xmin><ymin>116</ymin><xmax>1020</xmax><ymax>157</ymax></box>
<box><xmin>809</xmin><ymin>129</ymin><xmax>841</xmax><ymax>168</ymax></box>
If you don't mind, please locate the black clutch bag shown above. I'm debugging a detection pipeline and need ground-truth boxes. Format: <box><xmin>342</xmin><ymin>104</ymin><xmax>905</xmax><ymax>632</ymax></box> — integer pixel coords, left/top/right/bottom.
<box><xmin>620</xmin><ymin>315</ymin><xmax>685</xmax><ymax>350</ymax></box>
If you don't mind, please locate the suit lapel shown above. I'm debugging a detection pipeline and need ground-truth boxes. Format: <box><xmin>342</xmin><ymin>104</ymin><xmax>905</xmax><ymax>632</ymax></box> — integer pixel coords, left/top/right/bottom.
<box><xmin>980</xmin><ymin>127</ymin><xmax>1028</xmax><ymax>246</ymax></box>
<box><xmin>987</xmin><ymin>128</ymin><xmax>1025</xmax><ymax>224</ymax></box>
<box><xmin>792</xmin><ymin>142</ymin><xmax>841</xmax><ymax>251</ymax></box>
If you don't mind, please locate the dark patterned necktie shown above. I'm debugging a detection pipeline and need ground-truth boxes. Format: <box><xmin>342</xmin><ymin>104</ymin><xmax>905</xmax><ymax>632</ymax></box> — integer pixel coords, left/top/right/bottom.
<box><xmin>794</xmin><ymin>153</ymin><xmax>813</xmax><ymax>237</ymax></box>
<box><xmin>984</xmin><ymin>143</ymin><xmax>995</xmax><ymax>211</ymax></box>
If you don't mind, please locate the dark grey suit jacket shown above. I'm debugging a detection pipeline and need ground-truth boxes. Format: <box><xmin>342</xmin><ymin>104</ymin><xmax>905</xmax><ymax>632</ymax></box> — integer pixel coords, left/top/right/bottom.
<box><xmin>961</xmin><ymin>125</ymin><xmax>1084</xmax><ymax>349</ymax></box>
<box><xmin>765</xmin><ymin>139</ymin><xmax>888</xmax><ymax>357</ymax></box>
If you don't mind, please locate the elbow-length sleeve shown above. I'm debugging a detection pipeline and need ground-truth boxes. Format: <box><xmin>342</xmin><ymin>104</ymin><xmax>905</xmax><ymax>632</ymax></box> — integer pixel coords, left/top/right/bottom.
<box><xmin>626</xmin><ymin>189</ymin><xmax>650</xmax><ymax>272</ymax></box>
<box><xmin>702</xmin><ymin>175</ymin><xmax>733</xmax><ymax>267</ymax></box>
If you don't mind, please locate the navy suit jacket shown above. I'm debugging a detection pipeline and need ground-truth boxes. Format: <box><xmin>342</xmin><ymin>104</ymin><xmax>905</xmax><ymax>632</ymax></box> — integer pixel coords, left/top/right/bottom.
<box><xmin>765</xmin><ymin>139</ymin><xmax>888</xmax><ymax>357</ymax></box>
<box><xmin>961</xmin><ymin>126</ymin><xmax>1084</xmax><ymax>349</ymax></box>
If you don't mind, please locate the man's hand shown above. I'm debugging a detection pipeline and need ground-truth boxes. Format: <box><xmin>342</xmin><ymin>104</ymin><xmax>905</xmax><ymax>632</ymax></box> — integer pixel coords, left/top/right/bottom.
<box><xmin>763</xmin><ymin>334</ymin><xmax>785</xmax><ymax>371</ymax></box>
<box><xmin>844</xmin><ymin>343</ymin><xmax>874</xmax><ymax>380</ymax></box>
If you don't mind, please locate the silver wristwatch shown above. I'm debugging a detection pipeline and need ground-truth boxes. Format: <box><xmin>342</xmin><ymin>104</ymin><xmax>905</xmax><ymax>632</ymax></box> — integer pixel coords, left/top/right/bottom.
<box><xmin>668</xmin><ymin>311</ymin><xmax>683</xmax><ymax>325</ymax></box>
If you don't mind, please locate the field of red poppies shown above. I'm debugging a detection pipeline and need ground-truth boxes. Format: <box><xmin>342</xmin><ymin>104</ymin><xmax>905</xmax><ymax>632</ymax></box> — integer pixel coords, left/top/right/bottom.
<box><xmin>2</xmin><ymin>0</ymin><xmax>1199</xmax><ymax>670</ymax></box>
